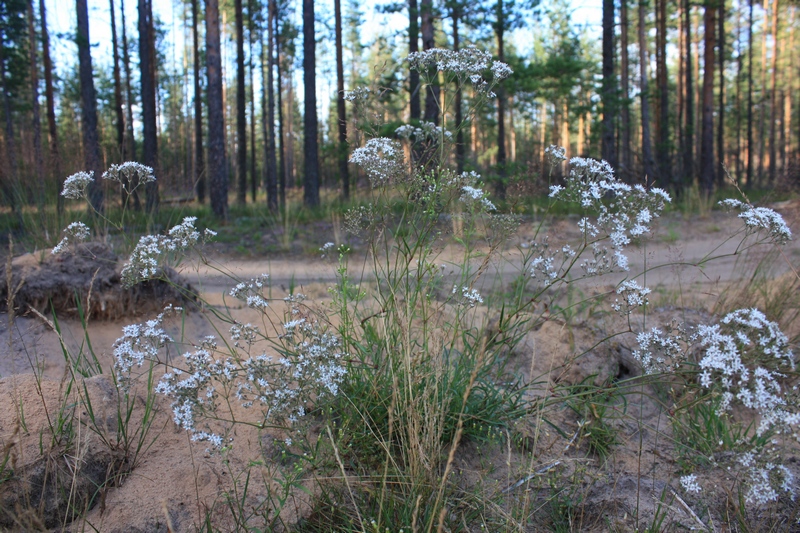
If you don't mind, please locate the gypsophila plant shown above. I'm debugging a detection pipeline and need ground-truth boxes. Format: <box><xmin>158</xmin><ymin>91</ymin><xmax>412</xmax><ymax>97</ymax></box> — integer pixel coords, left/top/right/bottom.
<box><xmin>51</xmin><ymin>222</ymin><xmax>92</xmax><ymax>255</ymax></box>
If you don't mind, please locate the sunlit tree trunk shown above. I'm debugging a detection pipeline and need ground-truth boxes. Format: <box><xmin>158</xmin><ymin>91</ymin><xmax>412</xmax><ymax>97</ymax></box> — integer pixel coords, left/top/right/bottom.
<box><xmin>656</xmin><ymin>0</ymin><xmax>670</xmax><ymax>186</ymax></box>
<box><xmin>746</xmin><ymin>0</ymin><xmax>753</xmax><ymax>188</ymax></box>
<box><xmin>452</xmin><ymin>9</ymin><xmax>464</xmax><ymax>174</ymax></box>
<box><xmin>275</xmin><ymin>7</ymin><xmax>285</xmax><ymax>208</ymax></box>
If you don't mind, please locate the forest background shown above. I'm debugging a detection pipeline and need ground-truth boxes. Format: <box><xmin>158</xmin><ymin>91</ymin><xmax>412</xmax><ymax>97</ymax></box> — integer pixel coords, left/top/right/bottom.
<box><xmin>0</xmin><ymin>0</ymin><xmax>798</xmax><ymax>224</ymax></box>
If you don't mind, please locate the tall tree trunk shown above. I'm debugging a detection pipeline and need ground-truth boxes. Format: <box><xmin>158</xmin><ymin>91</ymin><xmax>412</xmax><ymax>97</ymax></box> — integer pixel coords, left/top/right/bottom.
<box><xmin>757</xmin><ymin>0</ymin><xmax>768</xmax><ymax>182</ymax></box>
<box><xmin>192</xmin><ymin>0</ymin><xmax>204</xmax><ymax>203</ymax></box>
<box><xmin>265</xmin><ymin>0</ymin><xmax>278</xmax><ymax>210</ymax></box>
<box><xmin>602</xmin><ymin>0</ymin><xmax>617</xmax><ymax>168</ymax></box>
<box><xmin>735</xmin><ymin>4</ymin><xmax>743</xmax><ymax>182</ymax></box>
<box><xmin>110</xmin><ymin>0</ymin><xmax>125</xmax><ymax>162</ymax></box>
<box><xmin>620</xmin><ymin>0</ymin><xmax>631</xmax><ymax>178</ymax></box>
<box><xmin>1</xmin><ymin>22</ymin><xmax>19</xmax><ymax>213</ymax></box>
<box><xmin>76</xmin><ymin>0</ymin><xmax>103</xmax><ymax>212</ymax></box>
<box><xmin>235</xmin><ymin>0</ymin><xmax>246</xmax><ymax>204</ymax></box>
<box><xmin>335</xmin><ymin>0</ymin><xmax>349</xmax><ymax>198</ymax></box>
<box><xmin>207</xmin><ymin>0</ymin><xmax>228</xmax><ymax>218</ymax></box>
<box><xmin>656</xmin><ymin>0</ymin><xmax>670</xmax><ymax>186</ymax></box>
<box><xmin>408</xmin><ymin>0</ymin><xmax>420</xmax><ymax>122</ymax></box>
<box><xmin>421</xmin><ymin>0</ymin><xmax>438</xmax><ymax>124</ymax></box>
<box><xmin>716</xmin><ymin>0</ymin><xmax>725</xmax><ymax>186</ymax></box>
<box><xmin>767</xmin><ymin>0</ymin><xmax>779</xmax><ymax>182</ymax></box>
<box><xmin>302</xmin><ymin>0</ymin><xmax>319</xmax><ymax>207</ymax></box>
<box><xmin>139</xmin><ymin>0</ymin><xmax>159</xmax><ymax>212</ymax></box>
<box><xmin>121</xmin><ymin>0</ymin><xmax>136</xmax><ymax>167</ymax></box>
<box><xmin>276</xmin><ymin>8</ymin><xmax>286</xmax><ymax>208</ymax></box>
<box><xmin>28</xmin><ymin>0</ymin><xmax>44</xmax><ymax>209</ymax></box>
<box><xmin>249</xmin><ymin>0</ymin><xmax>256</xmax><ymax>202</ymax></box>
<box><xmin>452</xmin><ymin>9</ymin><xmax>464</xmax><ymax>174</ymax></box>
<box><xmin>39</xmin><ymin>0</ymin><xmax>62</xmax><ymax>212</ymax></box>
<box><xmin>699</xmin><ymin>0</ymin><xmax>717</xmax><ymax>195</ymax></box>
<box><xmin>638</xmin><ymin>0</ymin><xmax>656</xmax><ymax>182</ymax></box>
<box><xmin>746</xmin><ymin>0</ymin><xmax>753</xmax><ymax>188</ymax></box>
<box><xmin>495</xmin><ymin>0</ymin><xmax>506</xmax><ymax>199</ymax></box>
<box><xmin>683</xmin><ymin>0</ymin><xmax>694</xmax><ymax>190</ymax></box>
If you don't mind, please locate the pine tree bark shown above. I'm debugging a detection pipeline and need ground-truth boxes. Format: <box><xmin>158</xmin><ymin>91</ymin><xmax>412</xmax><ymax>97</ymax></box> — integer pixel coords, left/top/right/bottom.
<box><xmin>602</xmin><ymin>0</ymin><xmax>617</xmax><ymax>169</ymax></box>
<box><xmin>495</xmin><ymin>0</ymin><xmax>506</xmax><ymax>198</ymax></box>
<box><xmin>110</xmin><ymin>0</ymin><xmax>125</xmax><ymax>162</ymax></box>
<box><xmin>335</xmin><ymin>0</ymin><xmax>349</xmax><ymax>198</ymax></box>
<box><xmin>121</xmin><ymin>0</ymin><xmax>136</xmax><ymax>166</ymax></box>
<box><xmin>408</xmin><ymin>0</ymin><xmax>420</xmax><ymax>122</ymax></box>
<box><xmin>421</xmin><ymin>0</ymin><xmax>438</xmax><ymax>124</ymax></box>
<box><xmin>276</xmin><ymin>15</ymin><xmax>286</xmax><ymax>208</ymax></box>
<box><xmin>192</xmin><ymin>0</ymin><xmax>204</xmax><ymax>203</ymax></box>
<box><xmin>249</xmin><ymin>0</ymin><xmax>256</xmax><ymax>202</ymax></box>
<box><xmin>656</xmin><ymin>0</ymin><xmax>670</xmax><ymax>186</ymax></box>
<box><xmin>39</xmin><ymin>0</ymin><xmax>62</xmax><ymax>211</ymax></box>
<box><xmin>76</xmin><ymin>0</ymin><xmax>104</xmax><ymax>212</ymax></box>
<box><xmin>302</xmin><ymin>0</ymin><xmax>319</xmax><ymax>207</ymax></box>
<box><xmin>716</xmin><ymin>0</ymin><xmax>725</xmax><ymax>186</ymax></box>
<box><xmin>638</xmin><ymin>0</ymin><xmax>656</xmax><ymax>182</ymax></box>
<box><xmin>620</xmin><ymin>0</ymin><xmax>632</xmax><ymax>179</ymax></box>
<box><xmin>206</xmin><ymin>0</ymin><xmax>229</xmax><ymax>219</ymax></box>
<box><xmin>139</xmin><ymin>0</ymin><xmax>159</xmax><ymax>212</ymax></box>
<box><xmin>452</xmin><ymin>9</ymin><xmax>464</xmax><ymax>174</ymax></box>
<box><xmin>683</xmin><ymin>0</ymin><xmax>694</xmax><ymax>190</ymax></box>
<box><xmin>699</xmin><ymin>0</ymin><xmax>717</xmax><ymax>195</ymax></box>
<box><xmin>746</xmin><ymin>0</ymin><xmax>753</xmax><ymax>188</ymax></box>
<box><xmin>28</xmin><ymin>0</ymin><xmax>44</xmax><ymax>209</ymax></box>
<box><xmin>767</xmin><ymin>0</ymin><xmax>779</xmax><ymax>182</ymax></box>
<box><xmin>235</xmin><ymin>0</ymin><xmax>246</xmax><ymax>204</ymax></box>
<box><xmin>265</xmin><ymin>0</ymin><xmax>278</xmax><ymax>210</ymax></box>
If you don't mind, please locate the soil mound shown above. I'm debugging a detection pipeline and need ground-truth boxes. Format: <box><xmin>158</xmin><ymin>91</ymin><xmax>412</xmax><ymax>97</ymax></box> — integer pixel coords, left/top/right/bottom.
<box><xmin>0</xmin><ymin>243</ymin><xmax>194</xmax><ymax>320</ymax></box>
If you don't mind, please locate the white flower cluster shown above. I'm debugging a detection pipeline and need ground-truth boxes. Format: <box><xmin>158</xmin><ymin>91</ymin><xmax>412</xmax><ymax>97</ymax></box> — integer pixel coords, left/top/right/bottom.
<box><xmin>738</xmin><ymin>453</ymin><xmax>795</xmax><ymax>505</ymax></box>
<box><xmin>229</xmin><ymin>274</ymin><xmax>271</xmax><ymax>310</ymax></box>
<box><xmin>102</xmin><ymin>162</ymin><xmax>155</xmax><ymax>190</ymax></box>
<box><xmin>719</xmin><ymin>199</ymin><xmax>792</xmax><ymax>245</ymax></box>
<box><xmin>51</xmin><ymin>222</ymin><xmax>92</xmax><ymax>255</ymax></box>
<box><xmin>320</xmin><ymin>242</ymin><xmax>335</xmax><ymax>259</ymax></box>
<box><xmin>452</xmin><ymin>285</ymin><xmax>483</xmax><ymax>307</ymax></box>
<box><xmin>155</xmin><ymin>336</ymin><xmax>234</xmax><ymax>448</ymax></box>
<box><xmin>696</xmin><ymin>308</ymin><xmax>796</xmax><ymax>437</ymax></box>
<box><xmin>343</xmin><ymin>86</ymin><xmax>370</xmax><ymax>102</ymax></box>
<box><xmin>61</xmin><ymin>171</ymin><xmax>95</xmax><ymax>199</ymax></box>
<box><xmin>121</xmin><ymin>217</ymin><xmax>213</xmax><ymax>287</ymax></box>
<box><xmin>544</xmin><ymin>145</ymin><xmax>567</xmax><ymax>165</ymax></box>
<box><xmin>548</xmin><ymin>152</ymin><xmax>671</xmax><ymax>273</ymax></box>
<box><xmin>349</xmin><ymin>138</ymin><xmax>406</xmax><ymax>187</ymax></box>
<box><xmin>113</xmin><ymin>306</ymin><xmax>178</xmax><ymax>388</ymax></box>
<box><xmin>632</xmin><ymin>326</ymin><xmax>686</xmax><ymax>374</ymax></box>
<box><xmin>407</xmin><ymin>46</ymin><xmax>512</xmax><ymax>97</ymax></box>
<box><xmin>611</xmin><ymin>280</ymin><xmax>651</xmax><ymax>316</ymax></box>
<box><xmin>235</xmin><ymin>318</ymin><xmax>348</xmax><ymax>423</ymax></box>
<box><xmin>460</xmin><ymin>185</ymin><xmax>496</xmax><ymax>212</ymax></box>
<box><xmin>230</xmin><ymin>322</ymin><xmax>260</xmax><ymax>348</ymax></box>
<box><xmin>395</xmin><ymin>121</ymin><xmax>453</xmax><ymax>142</ymax></box>
<box><xmin>680</xmin><ymin>474</ymin><xmax>701</xmax><ymax>494</ymax></box>
<box><xmin>527</xmin><ymin>239</ymin><xmax>576</xmax><ymax>283</ymax></box>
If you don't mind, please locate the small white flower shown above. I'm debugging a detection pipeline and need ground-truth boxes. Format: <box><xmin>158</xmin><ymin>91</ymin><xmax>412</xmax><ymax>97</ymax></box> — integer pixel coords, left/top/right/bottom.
<box><xmin>61</xmin><ymin>171</ymin><xmax>95</xmax><ymax>199</ymax></box>
<box><xmin>680</xmin><ymin>474</ymin><xmax>701</xmax><ymax>494</ymax></box>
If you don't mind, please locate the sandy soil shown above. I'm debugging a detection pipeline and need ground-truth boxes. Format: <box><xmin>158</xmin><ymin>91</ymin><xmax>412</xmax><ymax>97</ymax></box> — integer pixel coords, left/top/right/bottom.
<box><xmin>0</xmin><ymin>206</ymin><xmax>798</xmax><ymax>531</ymax></box>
